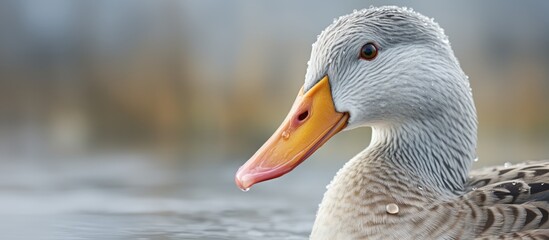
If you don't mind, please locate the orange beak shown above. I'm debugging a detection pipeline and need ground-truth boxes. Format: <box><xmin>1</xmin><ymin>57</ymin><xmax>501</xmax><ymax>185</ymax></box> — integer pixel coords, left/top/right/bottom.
<box><xmin>235</xmin><ymin>76</ymin><xmax>349</xmax><ymax>190</ymax></box>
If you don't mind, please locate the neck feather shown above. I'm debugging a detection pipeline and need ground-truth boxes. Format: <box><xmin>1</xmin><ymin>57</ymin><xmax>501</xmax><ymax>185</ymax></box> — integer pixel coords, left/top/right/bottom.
<box><xmin>367</xmin><ymin>106</ymin><xmax>477</xmax><ymax>195</ymax></box>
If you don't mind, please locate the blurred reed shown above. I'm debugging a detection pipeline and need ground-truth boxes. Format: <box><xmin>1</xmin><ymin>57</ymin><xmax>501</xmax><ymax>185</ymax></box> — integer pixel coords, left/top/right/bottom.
<box><xmin>0</xmin><ymin>0</ymin><xmax>547</xmax><ymax>167</ymax></box>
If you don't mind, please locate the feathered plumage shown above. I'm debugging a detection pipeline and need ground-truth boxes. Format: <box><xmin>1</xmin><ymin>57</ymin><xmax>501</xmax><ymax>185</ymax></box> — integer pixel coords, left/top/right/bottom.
<box><xmin>236</xmin><ymin>6</ymin><xmax>549</xmax><ymax>239</ymax></box>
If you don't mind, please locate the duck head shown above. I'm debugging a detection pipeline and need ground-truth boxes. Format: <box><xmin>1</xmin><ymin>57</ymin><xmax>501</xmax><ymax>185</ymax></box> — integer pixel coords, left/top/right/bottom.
<box><xmin>236</xmin><ymin>6</ymin><xmax>475</xmax><ymax>190</ymax></box>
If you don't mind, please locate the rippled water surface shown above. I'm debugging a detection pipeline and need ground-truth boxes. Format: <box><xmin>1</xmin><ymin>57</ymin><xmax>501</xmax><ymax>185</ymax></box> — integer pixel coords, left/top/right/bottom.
<box><xmin>0</xmin><ymin>156</ymin><xmax>338</xmax><ymax>240</ymax></box>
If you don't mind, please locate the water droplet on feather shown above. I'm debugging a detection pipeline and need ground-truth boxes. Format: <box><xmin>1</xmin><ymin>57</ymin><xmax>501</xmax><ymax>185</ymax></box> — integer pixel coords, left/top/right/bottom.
<box><xmin>386</xmin><ymin>203</ymin><xmax>399</xmax><ymax>214</ymax></box>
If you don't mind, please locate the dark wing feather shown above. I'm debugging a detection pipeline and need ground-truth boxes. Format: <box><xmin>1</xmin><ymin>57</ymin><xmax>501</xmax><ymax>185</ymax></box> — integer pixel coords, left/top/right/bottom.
<box><xmin>461</xmin><ymin>160</ymin><xmax>549</xmax><ymax>238</ymax></box>
<box><xmin>476</xmin><ymin>229</ymin><xmax>549</xmax><ymax>240</ymax></box>
<box><xmin>467</xmin><ymin>160</ymin><xmax>549</xmax><ymax>201</ymax></box>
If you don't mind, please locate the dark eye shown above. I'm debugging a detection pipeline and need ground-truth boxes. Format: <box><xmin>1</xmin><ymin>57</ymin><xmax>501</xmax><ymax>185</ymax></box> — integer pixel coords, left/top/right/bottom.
<box><xmin>360</xmin><ymin>43</ymin><xmax>378</xmax><ymax>60</ymax></box>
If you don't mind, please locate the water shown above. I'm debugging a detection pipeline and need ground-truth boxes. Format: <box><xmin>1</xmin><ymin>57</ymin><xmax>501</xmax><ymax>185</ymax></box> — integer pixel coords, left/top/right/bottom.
<box><xmin>0</xmin><ymin>155</ymin><xmax>336</xmax><ymax>240</ymax></box>
<box><xmin>282</xmin><ymin>131</ymin><xmax>290</xmax><ymax>140</ymax></box>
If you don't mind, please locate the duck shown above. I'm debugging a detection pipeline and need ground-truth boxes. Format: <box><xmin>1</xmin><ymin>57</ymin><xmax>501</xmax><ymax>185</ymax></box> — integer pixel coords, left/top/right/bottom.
<box><xmin>235</xmin><ymin>6</ymin><xmax>549</xmax><ymax>239</ymax></box>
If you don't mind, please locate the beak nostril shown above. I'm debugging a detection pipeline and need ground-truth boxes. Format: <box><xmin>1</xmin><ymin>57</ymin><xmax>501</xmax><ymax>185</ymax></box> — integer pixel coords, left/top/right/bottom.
<box><xmin>297</xmin><ymin>111</ymin><xmax>309</xmax><ymax>121</ymax></box>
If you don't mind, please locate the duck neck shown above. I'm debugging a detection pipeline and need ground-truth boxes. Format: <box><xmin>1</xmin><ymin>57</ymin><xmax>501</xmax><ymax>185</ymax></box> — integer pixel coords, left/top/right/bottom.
<box><xmin>367</xmin><ymin>111</ymin><xmax>477</xmax><ymax>195</ymax></box>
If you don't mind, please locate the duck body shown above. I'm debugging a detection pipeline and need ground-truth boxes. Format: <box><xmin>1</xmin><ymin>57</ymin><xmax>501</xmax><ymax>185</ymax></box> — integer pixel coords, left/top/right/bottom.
<box><xmin>313</xmin><ymin>157</ymin><xmax>462</xmax><ymax>239</ymax></box>
<box><xmin>235</xmin><ymin>6</ymin><xmax>549</xmax><ymax>239</ymax></box>
<box><xmin>313</xmin><ymin>153</ymin><xmax>549</xmax><ymax>239</ymax></box>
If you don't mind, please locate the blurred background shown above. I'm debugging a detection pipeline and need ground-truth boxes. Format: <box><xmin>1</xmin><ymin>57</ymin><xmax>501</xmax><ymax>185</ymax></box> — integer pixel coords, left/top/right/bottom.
<box><xmin>0</xmin><ymin>0</ymin><xmax>548</xmax><ymax>239</ymax></box>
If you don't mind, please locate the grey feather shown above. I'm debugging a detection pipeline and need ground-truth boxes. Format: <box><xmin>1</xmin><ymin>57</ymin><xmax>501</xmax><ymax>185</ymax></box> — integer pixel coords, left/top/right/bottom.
<box><xmin>304</xmin><ymin>6</ymin><xmax>549</xmax><ymax>240</ymax></box>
